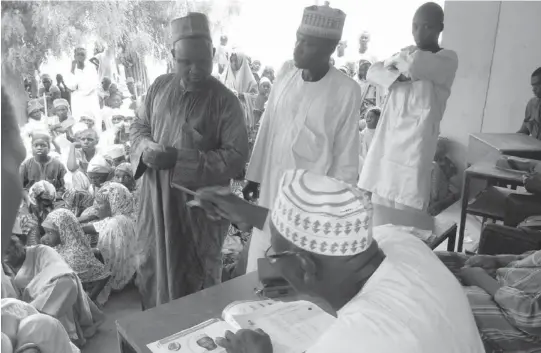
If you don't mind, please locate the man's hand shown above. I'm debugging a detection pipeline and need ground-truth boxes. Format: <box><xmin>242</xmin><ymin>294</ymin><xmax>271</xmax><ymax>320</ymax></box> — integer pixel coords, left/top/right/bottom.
<box><xmin>460</xmin><ymin>267</ymin><xmax>487</xmax><ymax>287</ymax></box>
<box><xmin>464</xmin><ymin>255</ymin><xmax>499</xmax><ymax>270</ymax></box>
<box><xmin>142</xmin><ymin>142</ymin><xmax>178</xmax><ymax>170</ymax></box>
<box><xmin>523</xmin><ymin>173</ymin><xmax>541</xmax><ymax>195</ymax></box>
<box><xmin>216</xmin><ymin>329</ymin><xmax>273</xmax><ymax>353</ymax></box>
<box><xmin>242</xmin><ymin>181</ymin><xmax>260</xmax><ymax>201</ymax></box>
<box><xmin>197</xmin><ymin>186</ymin><xmax>251</xmax><ymax>225</ymax></box>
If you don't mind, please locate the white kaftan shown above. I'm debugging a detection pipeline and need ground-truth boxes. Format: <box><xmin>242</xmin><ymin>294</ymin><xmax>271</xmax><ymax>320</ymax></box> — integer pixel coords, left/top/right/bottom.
<box><xmin>307</xmin><ymin>225</ymin><xmax>485</xmax><ymax>353</ymax></box>
<box><xmin>66</xmin><ymin>63</ymin><xmax>101</xmax><ymax>128</ymax></box>
<box><xmin>245</xmin><ymin>61</ymin><xmax>361</xmax><ymax>271</ymax></box>
<box><xmin>358</xmin><ymin>49</ymin><xmax>458</xmax><ymax>210</ymax></box>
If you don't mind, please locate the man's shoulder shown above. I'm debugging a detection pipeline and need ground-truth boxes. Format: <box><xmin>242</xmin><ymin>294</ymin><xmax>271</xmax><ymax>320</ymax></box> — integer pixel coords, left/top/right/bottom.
<box><xmin>328</xmin><ymin>67</ymin><xmax>362</xmax><ymax>95</ymax></box>
<box><xmin>150</xmin><ymin>74</ymin><xmax>176</xmax><ymax>91</ymax></box>
<box><xmin>205</xmin><ymin>77</ymin><xmax>239</xmax><ymax>102</ymax></box>
<box><xmin>526</xmin><ymin>97</ymin><xmax>540</xmax><ymax>111</ymax></box>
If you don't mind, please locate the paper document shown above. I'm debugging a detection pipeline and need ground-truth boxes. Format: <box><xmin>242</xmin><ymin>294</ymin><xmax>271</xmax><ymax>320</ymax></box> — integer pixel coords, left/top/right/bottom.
<box><xmin>147</xmin><ymin>300</ymin><xmax>335</xmax><ymax>353</ymax></box>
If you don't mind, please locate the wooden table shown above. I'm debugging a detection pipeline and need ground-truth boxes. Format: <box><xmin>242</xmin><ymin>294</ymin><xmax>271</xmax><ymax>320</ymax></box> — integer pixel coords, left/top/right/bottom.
<box><xmin>468</xmin><ymin>133</ymin><xmax>541</xmax><ymax>165</ymax></box>
<box><xmin>458</xmin><ymin>163</ymin><xmax>525</xmax><ymax>252</ymax></box>
<box><xmin>117</xmin><ymin>273</ymin><xmax>260</xmax><ymax>353</ymax></box>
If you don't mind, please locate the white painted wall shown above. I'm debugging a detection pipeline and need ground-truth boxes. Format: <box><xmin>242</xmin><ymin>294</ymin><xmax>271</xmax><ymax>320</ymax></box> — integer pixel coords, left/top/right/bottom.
<box><xmin>440</xmin><ymin>1</ymin><xmax>541</xmax><ymax>174</ymax></box>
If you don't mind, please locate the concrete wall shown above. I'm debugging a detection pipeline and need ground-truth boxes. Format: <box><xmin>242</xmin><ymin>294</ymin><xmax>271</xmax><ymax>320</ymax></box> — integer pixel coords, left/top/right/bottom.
<box><xmin>440</xmin><ymin>1</ymin><xmax>541</xmax><ymax>178</ymax></box>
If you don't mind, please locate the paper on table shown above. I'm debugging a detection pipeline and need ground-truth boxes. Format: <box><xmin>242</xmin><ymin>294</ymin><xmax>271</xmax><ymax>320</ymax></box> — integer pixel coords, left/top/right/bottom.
<box><xmin>147</xmin><ymin>318</ymin><xmax>232</xmax><ymax>353</ymax></box>
<box><xmin>232</xmin><ymin>300</ymin><xmax>335</xmax><ymax>353</ymax></box>
<box><xmin>222</xmin><ymin>299</ymin><xmax>277</xmax><ymax>330</ymax></box>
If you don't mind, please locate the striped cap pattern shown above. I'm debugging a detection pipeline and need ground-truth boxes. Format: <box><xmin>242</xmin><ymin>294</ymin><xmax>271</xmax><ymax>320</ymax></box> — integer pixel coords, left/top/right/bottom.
<box><xmin>271</xmin><ymin>170</ymin><xmax>372</xmax><ymax>256</ymax></box>
<box><xmin>298</xmin><ymin>4</ymin><xmax>346</xmax><ymax>41</ymax></box>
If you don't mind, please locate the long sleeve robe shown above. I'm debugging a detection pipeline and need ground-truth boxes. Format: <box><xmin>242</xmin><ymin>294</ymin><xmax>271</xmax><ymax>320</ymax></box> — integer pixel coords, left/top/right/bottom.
<box><xmin>245</xmin><ymin>61</ymin><xmax>361</xmax><ymax>272</ymax></box>
<box><xmin>358</xmin><ymin>49</ymin><xmax>458</xmax><ymax>211</ymax></box>
<box><xmin>130</xmin><ymin>74</ymin><xmax>249</xmax><ymax>309</ymax></box>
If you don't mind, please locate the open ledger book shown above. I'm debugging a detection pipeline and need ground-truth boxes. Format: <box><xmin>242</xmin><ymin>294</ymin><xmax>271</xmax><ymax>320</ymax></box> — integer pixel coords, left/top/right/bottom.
<box><xmin>147</xmin><ymin>299</ymin><xmax>335</xmax><ymax>353</ymax></box>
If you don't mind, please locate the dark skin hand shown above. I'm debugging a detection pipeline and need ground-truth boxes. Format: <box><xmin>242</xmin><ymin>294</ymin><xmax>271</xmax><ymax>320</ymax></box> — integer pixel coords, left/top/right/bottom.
<box><xmin>216</xmin><ymin>329</ymin><xmax>273</xmax><ymax>353</ymax></box>
<box><xmin>460</xmin><ymin>267</ymin><xmax>502</xmax><ymax>297</ymax></box>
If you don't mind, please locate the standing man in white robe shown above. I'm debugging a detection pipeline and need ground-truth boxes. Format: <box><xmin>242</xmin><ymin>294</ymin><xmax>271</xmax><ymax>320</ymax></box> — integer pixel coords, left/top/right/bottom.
<box><xmin>66</xmin><ymin>47</ymin><xmax>101</xmax><ymax>127</ymax></box>
<box><xmin>242</xmin><ymin>3</ymin><xmax>361</xmax><ymax>272</ymax></box>
<box><xmin>358</xmin><ymin>2</ymin><xmax>458</xmax><ymax>222</ymax></box>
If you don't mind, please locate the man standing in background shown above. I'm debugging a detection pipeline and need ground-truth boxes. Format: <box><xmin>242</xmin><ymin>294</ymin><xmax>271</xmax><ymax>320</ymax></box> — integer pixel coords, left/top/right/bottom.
<box><xmin>243</xmin><ymin>3</ymin><xmax>361</xmax><ymax>273</ymax></box>
<box><xmin>358</xmin><ymin>31</ymin><xmax>377</xmax><ymax>64</ymax></box>
<box><xmin>517</xmin><ymin>67</ymin><xmax>541</xmax><ymax>140</ymax></box>
<box><xmin>358</xmin><ymin>2</ymin><xmax>458</xmax><ymax>227</ymax></box>
<box><xmin>130</xmin><ymin>13</ymin><xmax>248</xmax><ymax>309</ymax></box>
<box><xmin>66</xmin><ymin>47</ymin><xmax>100</xmax><ymax>121</ymax></box>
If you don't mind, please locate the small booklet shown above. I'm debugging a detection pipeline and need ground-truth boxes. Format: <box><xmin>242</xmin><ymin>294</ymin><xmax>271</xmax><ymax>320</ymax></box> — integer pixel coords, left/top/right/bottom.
<box><xmin>147</xmin><ymin>299</ymin><xmax>335</xmax><ymax>353</ymax></box>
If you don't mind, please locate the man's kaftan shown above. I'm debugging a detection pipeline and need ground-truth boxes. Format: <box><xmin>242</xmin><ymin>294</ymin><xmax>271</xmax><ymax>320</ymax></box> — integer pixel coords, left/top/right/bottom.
<box><xmin>130</xmin><ymin>74</ymin><xmax>249</xmax><ymax>309</ymax></box>
<box><xmin>245</xmin><ymin>61</ymin><xmax>361</xmax><ymax>272</ymax></box>
<box><xmin>358</xmin><ymin>49</ymin><xmax>458</xmax><ymax>211</ymax></box>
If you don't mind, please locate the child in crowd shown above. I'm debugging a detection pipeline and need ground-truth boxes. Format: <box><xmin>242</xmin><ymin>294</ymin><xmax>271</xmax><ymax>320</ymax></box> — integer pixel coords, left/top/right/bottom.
<box><xmin>19</xmin><ymin>132</ymin><xmax>67</xmax><ymax>199</ymax></box>
<box><xmin>98</xmin><ymin>77</ymin><xmax>112</xmax><ymax>109</ymax></box>
<box><xmin>359</xmin><ymin>107</ymin><xmax>381</xmax><ymax>173</ymax></box>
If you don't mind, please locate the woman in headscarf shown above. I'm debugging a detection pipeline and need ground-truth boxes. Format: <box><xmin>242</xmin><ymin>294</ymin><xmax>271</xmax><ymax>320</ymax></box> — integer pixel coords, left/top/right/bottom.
<box><xmin>222</xmin><ymin>51</ymin><xmax>258</xmax><ymax>95</ymax></box>
<box><xmin>238</xmin><ymin>77</ymin><xmax>272</xmax><ymax>146</ymax></box>
<box><xmin>1</xmin><ymin>299</ymin><xmax>79</xmax><ymax>353</ymax></box>
<box><xmin>18</xmin><ymin>181</ymin><xmax>56</xmax><ymax>246</ymax></box>
<box><xmin>3</xmin><ymin>234</ymin><xmax>105</xmax><ymax>346</ymax></box>
<box><xmin>62</xmin><ymin>189</ymin><xmax>94</xmax><ymax>218</ymax></box>
<box><xmin>113</xmin><ymin>162</ymin><xmax>139</xmax><ymax>216</ymax></box>
<box><xmin>81</xmin><ymin>182</ymin><xmax>138</xmax><ymax>305</ymax></box>
<box><xmin>20</xmin><ymin>100</ymin><xmax>48</xmax><ymax>158</ymax></box>
<box><xmin>77</xmin><ymin>155</ymin><xmax>113</xmax><ymax>224</ymax></box>
<box><xmin>40</xmin><ymin>210</ymin><xmax>111</xmax><ymax>300</ymax></box>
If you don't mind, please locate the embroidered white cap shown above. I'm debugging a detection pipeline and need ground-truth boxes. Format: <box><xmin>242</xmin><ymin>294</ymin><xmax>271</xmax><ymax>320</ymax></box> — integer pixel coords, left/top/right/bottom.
<box><xmin>271</xmin><ymin>170</ymin><xmax>373</xmax><ymax>256</ymax></box>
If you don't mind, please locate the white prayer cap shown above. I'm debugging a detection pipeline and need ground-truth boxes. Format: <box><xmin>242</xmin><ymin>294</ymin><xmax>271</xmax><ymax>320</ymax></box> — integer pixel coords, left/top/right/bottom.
<box><xmin>87</xmin><ymin>155</ymin><xmax>112</xmax><ymax>174</ymax></box>
<box><xmin>103</xmin><ymin>144</ymin><xmax>125</xmax><ymax>160</ymax></box>
<box><xmin>271</xmin><ymin>170</ymin><xmax>373</xmax><ymax>257</ymax></box>
<box><xmin>298</xmin><ymin>3</ymin><xmax>346</xmax><ymax>41</ymax></box>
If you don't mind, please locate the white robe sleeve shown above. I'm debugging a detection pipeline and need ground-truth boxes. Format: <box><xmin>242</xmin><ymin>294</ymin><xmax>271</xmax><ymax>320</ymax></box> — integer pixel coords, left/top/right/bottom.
<box><xmin>394</xmin><ymin>49</ymin><xmax>459</xmax><ymax>87</ymax></box>
<box><xmin>327</xmin><ymin>85</ymin><xmax>361</xmax><ymax>185</ymax></box>
<box><xmin>366</xmin><ymin>62</ymin><xmax>401</xmax><ymax>91</ymax></box>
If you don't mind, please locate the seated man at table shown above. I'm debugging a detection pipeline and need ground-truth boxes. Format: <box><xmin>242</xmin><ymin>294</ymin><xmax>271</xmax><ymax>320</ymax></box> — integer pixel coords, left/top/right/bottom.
<box><xmin>437</xmin><ymin>251</ymin><xmax>541</xmax><ymax>352</ymax></box>
<box><xmin>517</xmin><ymin>67</ymin><xmax>541</xmax><ymax>139</ymax></box>
<box><xmin>197</xmin><ymin>169</ymin><xmax>485</xmax><ymax>353</ymax></box>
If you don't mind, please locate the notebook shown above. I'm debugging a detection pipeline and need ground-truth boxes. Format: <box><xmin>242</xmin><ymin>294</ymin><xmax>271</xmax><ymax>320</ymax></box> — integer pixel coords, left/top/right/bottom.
<box><xmin>147</xmin><ymin>299</ymin><xmax>335</xmax><ymax>353</ymax></box>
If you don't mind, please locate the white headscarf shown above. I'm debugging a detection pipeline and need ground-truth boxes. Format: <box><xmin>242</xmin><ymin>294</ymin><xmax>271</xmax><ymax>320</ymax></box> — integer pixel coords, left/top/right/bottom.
<box><xmin>16</xmin><ymin>314</ymin><xmax>75</xmax><ymax>353</ymax></box>
<box><xmin>222</xmin><ymin>51</ymin><xmax>258</xmax><ymax>94</ymax></box>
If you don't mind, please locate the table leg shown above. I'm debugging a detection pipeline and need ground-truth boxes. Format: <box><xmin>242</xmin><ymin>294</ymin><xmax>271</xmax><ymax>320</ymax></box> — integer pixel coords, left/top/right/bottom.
<box><xmin>458</xmin><ymin>173</ymin><xmax>471</xmax><ymax>252</ymax></box>
<box><xmin>447</xmin><ymin>226</ymin><xmax>457</xmax><ymax>252</ymax></box>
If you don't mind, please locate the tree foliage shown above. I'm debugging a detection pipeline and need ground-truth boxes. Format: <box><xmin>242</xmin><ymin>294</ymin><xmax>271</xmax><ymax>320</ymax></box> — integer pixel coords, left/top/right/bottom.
<box><xmin>1</xmin><ymin>0</ymin><xmax>242</xmax><ymax>78</ymax></box>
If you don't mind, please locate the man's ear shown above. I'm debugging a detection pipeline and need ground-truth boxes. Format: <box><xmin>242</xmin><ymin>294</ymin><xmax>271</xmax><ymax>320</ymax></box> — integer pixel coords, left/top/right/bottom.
<box><xmin>297</xmin><ymin>253</ymin><xmax>317</xmax><ymax>285</ymax></box>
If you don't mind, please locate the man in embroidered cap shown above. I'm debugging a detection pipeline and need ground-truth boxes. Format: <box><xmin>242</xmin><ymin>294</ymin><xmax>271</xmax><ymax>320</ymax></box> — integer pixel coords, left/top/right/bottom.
<box><xmin>130</xmin><ymin>12</ymin><xmax>248</xmax><ymax>309</ymax></box>
<box><xmin>358</xmin><ymin>2</ymin><xmax>458</xmax><ymax>225</ymax></box>
<box><xmin>242</xmin><ymin>3</ymin><xmax>361</xmax><ymax>273</ymax></box>
<box><xmin>197</xmin><ymin>170</ymin><xmax>484</xmax><ymax>353</ymax></box>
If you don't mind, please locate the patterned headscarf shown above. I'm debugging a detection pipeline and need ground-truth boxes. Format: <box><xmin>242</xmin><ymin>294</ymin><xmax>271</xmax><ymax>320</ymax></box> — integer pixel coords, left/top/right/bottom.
<box><xmin>62</xmin><ymin>189</ymin><xmax>94</xmax><ymax>217</ymax></box>
<box><xmin>28</xmin><ymin>181</ymin><xmax>56</xmax><ymax>206</ymax></box>
<box><xmin>95</xmin><ymin>182</ymin><xmax>134</xmax><ymax>217</ymax></box>
<box><xmin>115</xmin><ymin>163</ymin><xmax>136</xmax><ymax>191</ymax></box>
<box><xmin>27</xmin><ymin>99</ymin><xmax>43</xmax><ymax>115</ymax></box>
<box><xmin>87</xmin><ymin>155</ymin><xmax>112</xmax><ymax>174</ymax></box>
<box><xmin>43</xmin><ymin>209</ymin><xmax>110</xmax><ymax>283</ymax></box>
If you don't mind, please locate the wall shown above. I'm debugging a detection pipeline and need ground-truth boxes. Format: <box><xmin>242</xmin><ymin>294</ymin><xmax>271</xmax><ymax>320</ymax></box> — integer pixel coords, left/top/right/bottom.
<box><xmin>440</xmin><ymin>1</ymin><xmax>541</xmax><ymax>179</ymax></box>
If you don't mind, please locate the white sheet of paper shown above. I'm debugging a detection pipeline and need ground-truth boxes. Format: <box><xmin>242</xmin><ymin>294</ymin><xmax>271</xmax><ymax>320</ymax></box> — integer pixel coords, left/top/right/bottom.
<box><xmin>147</xmin><ymin>319</ymin><xmax>233</xmax><ymax>353</ymax></box>
<box><xmin>232</xmin><ymin>300</ymin><xmax>335</xmax><ymax>353</ymax></box>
